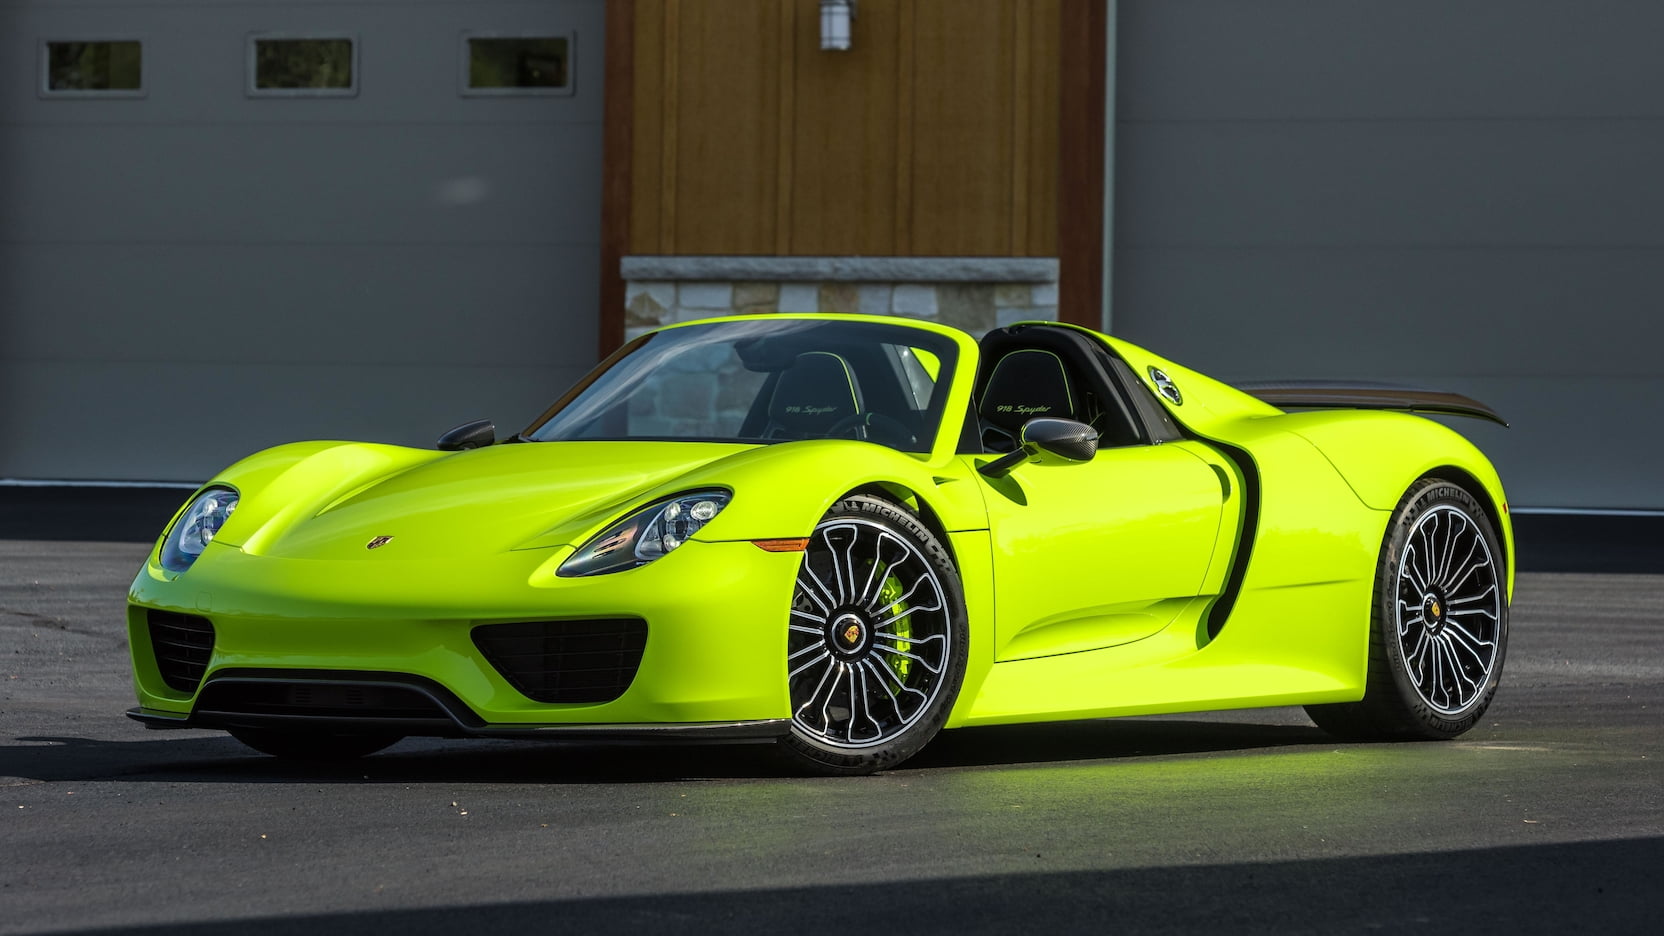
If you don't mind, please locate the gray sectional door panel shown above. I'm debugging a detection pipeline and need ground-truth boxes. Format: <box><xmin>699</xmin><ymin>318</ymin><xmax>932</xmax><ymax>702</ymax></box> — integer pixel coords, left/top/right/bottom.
<box><xmin>1</xmin><ymin>0</ymin><xmax>604</xmax><ymax>482</ymax></box>
<box><xmin>1113</xmin><ymin>0</ymin><xmax>1664</xmax><ymax>510</ymax></box>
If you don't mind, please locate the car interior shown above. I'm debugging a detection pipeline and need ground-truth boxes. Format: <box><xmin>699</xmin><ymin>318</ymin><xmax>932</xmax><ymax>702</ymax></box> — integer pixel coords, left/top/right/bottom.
<box><xmin>972</xmin><ymin>325</ymin><xmax>1163</xmax><ymax>453</ymax></box>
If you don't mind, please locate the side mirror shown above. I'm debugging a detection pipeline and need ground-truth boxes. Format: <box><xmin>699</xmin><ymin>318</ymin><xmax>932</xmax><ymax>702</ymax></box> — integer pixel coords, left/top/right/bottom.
<box><xmin>978</xmin><ymin>417</ymin><xmax>1098</xmax><ymax>478</ymax></box>
<box><xmin>438</xmin><ymin>418</ymin><xmax>496</xmax><ymax>452</ymax></box>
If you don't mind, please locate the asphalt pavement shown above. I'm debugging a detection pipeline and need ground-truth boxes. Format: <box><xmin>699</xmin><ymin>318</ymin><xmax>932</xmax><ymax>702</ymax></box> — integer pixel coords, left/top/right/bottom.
<box><xmin>1</xmin><ymin>539</ymin><xmax>1660</xmax><ymax>935</ymax></box>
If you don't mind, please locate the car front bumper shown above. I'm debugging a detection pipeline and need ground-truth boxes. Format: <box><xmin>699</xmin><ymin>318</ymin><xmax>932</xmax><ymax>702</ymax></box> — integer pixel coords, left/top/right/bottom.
<box><xmin>127</xmin><ymin>538</ymin><xmax>801</xmax><ymax>733</ymax></box>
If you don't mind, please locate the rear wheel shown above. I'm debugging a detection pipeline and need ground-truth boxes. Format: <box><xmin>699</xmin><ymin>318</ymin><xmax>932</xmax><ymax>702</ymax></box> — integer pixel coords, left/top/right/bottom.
<box><xmin>228</xmin><ymin>727</ymin><xmax>403</xmax><ymax>761</ymax></box>
<box><xmin>1307</xmin><ymin>478</ymin><xmax>1508</xmax><ymax>740</ymax></box>
<box><xmin>780</xmin><ymin>494</ymin><xmax>968</xmax><ymax>775</ymax></box>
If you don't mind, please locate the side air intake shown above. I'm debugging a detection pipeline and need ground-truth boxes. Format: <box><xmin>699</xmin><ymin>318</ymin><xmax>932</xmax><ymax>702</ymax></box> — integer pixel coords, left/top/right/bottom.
<box><xmin>146</xmin><ymin>610</ymin><xmax>215</xmax><ymax>693</ymax></box>
<box><xmin>472</xmin><ymin>619</ymin><xmax>648</xmax><ymax>704</ymax></box>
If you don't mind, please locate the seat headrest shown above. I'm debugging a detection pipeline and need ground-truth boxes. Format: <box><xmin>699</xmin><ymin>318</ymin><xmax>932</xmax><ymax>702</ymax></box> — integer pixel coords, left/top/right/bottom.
<box><xmin>978</xmin><ymin>349</ymin><xmax>1076</xmax><ymax>434</ymax></box>
<box><xmin>767</xmin><ymin>352</ymin><xmax>863</xmax><ymax>438</ymax></box>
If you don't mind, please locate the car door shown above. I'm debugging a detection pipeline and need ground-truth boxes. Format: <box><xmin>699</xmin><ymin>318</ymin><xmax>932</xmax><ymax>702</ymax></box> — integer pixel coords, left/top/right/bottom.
<box><xmin>974</xmin><ymin>440</ymin><xmax>1228</xmax><ymax>661</ymax></box>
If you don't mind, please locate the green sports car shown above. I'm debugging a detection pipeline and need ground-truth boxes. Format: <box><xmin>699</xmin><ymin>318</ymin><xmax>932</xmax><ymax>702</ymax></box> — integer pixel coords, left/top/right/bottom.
<box><xmin>127</xmin><ymin>313</ymin><xmax>1512</xmax><ymax>775</ymax></box>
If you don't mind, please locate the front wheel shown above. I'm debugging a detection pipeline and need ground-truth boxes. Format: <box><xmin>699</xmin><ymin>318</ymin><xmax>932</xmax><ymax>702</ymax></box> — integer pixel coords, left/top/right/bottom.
<box><xmin>1307</xmin><ymin>478</ymin><xmax>1508</xmax><ymax>740</ymax></box>
<box><xmin>780</xmin><ymin>494</ymin><xmax>968</xmax><ymax>775</ymax></box>
<box><xmin>228</xmin><ymin>727</ymin><xmax>403</xmax><ymax>761</ymax></box>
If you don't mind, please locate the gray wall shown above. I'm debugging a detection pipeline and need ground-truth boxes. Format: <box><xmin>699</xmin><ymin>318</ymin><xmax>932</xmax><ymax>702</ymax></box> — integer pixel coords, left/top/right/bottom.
<box><xmin>1113</xmin><ymin>0</ymin><xmax>1664</xmax><ymax>510</ymax></box>
<box><xmin>0</xmin><ymin>0</ymin><xmax>604</xmax><ymax>482</ymax></box>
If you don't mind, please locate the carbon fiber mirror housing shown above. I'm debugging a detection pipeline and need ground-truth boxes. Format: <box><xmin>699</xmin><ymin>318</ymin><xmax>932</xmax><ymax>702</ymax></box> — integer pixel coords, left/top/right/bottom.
<box><xmin>437</xmin><ymin>418</ymin><xmax>496</xmax><ymax>451</ymax></box>
<box><xmin>978</xmin><ymin>417</ymin><xmax>1098</xmax><ymax>477</ymax></box>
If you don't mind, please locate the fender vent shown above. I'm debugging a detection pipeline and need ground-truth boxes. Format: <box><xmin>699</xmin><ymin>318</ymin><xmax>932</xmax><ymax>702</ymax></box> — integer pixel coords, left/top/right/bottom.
<box><xmin>472</xmin><ymin>619</ymin><xmax>648</xmax><ymax>704</ymax></box>
<box><xmin>146</xmin><ymin>610</ymin><xmax>215</xmax><ymax>693</ymax></box>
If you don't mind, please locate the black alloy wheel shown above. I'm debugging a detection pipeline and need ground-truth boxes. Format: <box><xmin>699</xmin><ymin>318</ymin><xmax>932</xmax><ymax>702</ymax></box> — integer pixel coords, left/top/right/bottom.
<box><xmin>781</xmin><ymin>494</ymin><xmax>968</xmax><ymax>775</ymax></box>
<box><xmin>1307</xmin><ymin>478</ymin><xmax>1508</xmax><ymax>740</ymax></box>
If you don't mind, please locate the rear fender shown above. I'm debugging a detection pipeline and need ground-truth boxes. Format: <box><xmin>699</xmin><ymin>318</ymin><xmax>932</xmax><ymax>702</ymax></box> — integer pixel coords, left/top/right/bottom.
<box><xmin>1273</xmin><ymin>410</ymin><xmax>1515</xmax><ymax>597</ymax></box>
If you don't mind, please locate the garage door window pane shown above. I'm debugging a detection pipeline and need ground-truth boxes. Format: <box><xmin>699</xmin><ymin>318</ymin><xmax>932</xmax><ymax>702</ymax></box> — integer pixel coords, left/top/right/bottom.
<box><xmin>43</xmin><ymin>41</ymin><xmax>143</xmax><ymax>94</ymax></box>
<box><xmin>465</xmin><ymin>36</ymin><xmax>572</xmax><ymax>95</ymax></box>
<box><xmin>251</xmin><ymin>37</ymin><xmax>356</xmax><ymax>95</ymax></box>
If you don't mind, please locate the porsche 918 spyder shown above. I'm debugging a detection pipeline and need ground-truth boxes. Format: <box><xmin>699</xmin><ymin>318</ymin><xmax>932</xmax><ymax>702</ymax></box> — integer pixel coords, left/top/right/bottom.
<box><xmin>127</xmin><ymin>313</ymin><xmax>1511</xmax><ymax>774</ymax></box>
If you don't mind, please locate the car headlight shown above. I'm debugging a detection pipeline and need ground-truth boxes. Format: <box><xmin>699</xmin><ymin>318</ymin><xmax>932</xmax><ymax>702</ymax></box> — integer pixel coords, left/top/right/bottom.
<box><xmin>558</xmin><ymin>490</ymin><xmax>730</xmax><ymax>577</ymax></box>
<box><xmin>159</xmin><ymin>487</ymin><xmax>239</xmax><ymax>573</ymax></box>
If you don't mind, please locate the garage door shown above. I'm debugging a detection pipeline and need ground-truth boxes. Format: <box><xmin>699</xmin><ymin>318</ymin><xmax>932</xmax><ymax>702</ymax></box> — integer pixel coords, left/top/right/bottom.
<box><xmin>1111</xmin><ymin>0</ymin><xmax>1664</xmax><ymax>511</ymax></box>
<box><xmin>0</xmin><ymin>0</ymin><xmax>603</xmax><ymax>482</ymax></box>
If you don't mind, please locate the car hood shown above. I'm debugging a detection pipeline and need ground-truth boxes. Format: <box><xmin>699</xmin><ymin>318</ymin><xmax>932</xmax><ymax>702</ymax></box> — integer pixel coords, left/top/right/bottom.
<box><xmin>235</xmin><ymin>441</ymin><xmax>757</xmax><ymax>560</ymax></box>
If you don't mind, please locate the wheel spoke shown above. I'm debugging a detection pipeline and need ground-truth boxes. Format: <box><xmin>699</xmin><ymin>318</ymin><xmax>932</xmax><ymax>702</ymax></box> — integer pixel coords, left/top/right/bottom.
<box><xmin>856</xmin><ymin>534</ymin><xmax>889</xmax><ymax>609</ymax></box>
<box><xmin>1442</xmin><ymin>628</ymin><xmax>1488</xmax><ymax>676</ymax></box>
<box><xmin>788</xmin><ymin>649</ymin><xmax>832</xmax><ymax>676</ymax></box>
<box><xmin>1444</xmin><ymin>619</ymin><xmax>1495</xmax><ymax>652</ymax></box>
<box><xmin>1447</xmin><ymin>605</ymin><xmax>1498</xmax><ymax>622</ymax></box>
<box><xmin>1449</xmin><ymin>584</ymin><xmax>1497</xmax><ymax>605</ymax></box>
<box><xmin>873</xmin><ymin>599</ymin><xmax>942</xmax><ymax>630</ymax></box>
<box><xmin>790</xmin><ymin>608</ymin><xmax>826</xmax><ymax>624</ymax></box>
<box><xmin>874</xmin><ymin>642</ymin><xmax>944</xmax><ymax>675</ymax></box>
<box><xmin>1402</xmin><ymin>545</ymin><xmax>1428</xmax><ymax>594</ymax></box>
<box><xmin>841</xmin><ymin>532</ymin><xmax>861</xmax><ymax>607</ymax></box>
<box><xmin>1429</xmin><ymin>639</ymin><xmax>1450</xmax><ymax>707</ymax></box>
<box><xmin>1437</xmin><ymin>512</ymin><xmax>1463</xmax><ymax>585</ymax></box>
<box><xmin>797</xmin><ymin>573</ymin><xmax>835</xmax><ymax>615</ymax></box>
<box><xmin>853</xmin><ymin>666</ymin><xmax>883</xmax><ymax>741</ymax></box>
<box><xmin>788</xmin><ymin>623</ymin><xmax>824</xmax><ymax>636</ymax></box>
<box><xmin>863</xmin><ymin>659</ymin><xmax>908</xmax><ymax>722</ymax></box>
<box><xmin>1443</xmin><ymin>636</ymin><xmax>1479</xmax><ymax>695</ymax></box>
<box><xmin>870</xmin><ymin>654</ymin><xmax>929</xmax><ymax>703</ymax></box>
<box><xmin>821</xmin><ymin>528</ymin><xmax>850</xmax><ymax>605</ymax></box>
<box><xmin>794</xmin><ymin>657</ymin><xmax>838</xmax><ymax>717</ymax></box>
<box><xmin>1405</xmin><ymin>627</ymin><xmax>1431</xmax><ymax>678</ymax></box>
<box><xmin>1414</xmin><ymin>514</ymin><xmax>1437</xmax><ymax>587</ymax></box>
<box><xmin>818</xmin><ymin>662</ymin><xmax>846</xmax><ymax>734</ymax></box>
<box><xmin>1445</xmin><ymin>556</ymin><xmax>1491</xmax><ymax>595</ymax></box>
<box><xmin>1438</xmin><ymin>635</ymin><xmax>1477</xmax><ymax>699</ymax></box>
<box><xmin>1439</xmin><ymin>532</ymin><xmax>1478</xmax><ymax>590</ymax></box>
<box><xmin>867</xmin><ymin>564</ymin><xmax>942</xmax><ymax>618</ymax></box>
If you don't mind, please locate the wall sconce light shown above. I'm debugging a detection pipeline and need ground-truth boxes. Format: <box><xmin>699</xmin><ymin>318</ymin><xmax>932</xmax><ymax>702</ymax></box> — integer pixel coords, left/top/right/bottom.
<box><xmin>820</xmin><ymin>0</ymin><xmax>856</xmax><ymax>52</ymax></box>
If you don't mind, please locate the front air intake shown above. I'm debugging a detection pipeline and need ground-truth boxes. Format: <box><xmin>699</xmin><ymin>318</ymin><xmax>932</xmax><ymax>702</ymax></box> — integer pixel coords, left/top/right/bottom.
<box><xmin>472</xmin><ymin>619</ymin><xmax>648</xmax><ymax>704</ymax></box>
<box><xmin>146</xmin><ymin>610</ymin><xmax>215</xmax><ymax>693</ymax></box>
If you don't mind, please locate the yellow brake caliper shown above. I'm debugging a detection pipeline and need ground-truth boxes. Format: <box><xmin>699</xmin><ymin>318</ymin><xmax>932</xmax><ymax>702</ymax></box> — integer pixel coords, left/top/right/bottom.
<box><xmin>878</xmin><ymin>570</ymin><xmax>911</xmax><ymax>684</ymax></box>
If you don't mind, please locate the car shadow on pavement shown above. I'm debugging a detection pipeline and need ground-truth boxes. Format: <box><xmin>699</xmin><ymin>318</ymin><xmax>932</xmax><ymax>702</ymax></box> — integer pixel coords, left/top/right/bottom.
<box><xmin>35</xmin><ymin>837</ymin><xmax>1664</xmax><ymax>935</ymax></box>
<box><xmin>2</xmin><ymin>718</ymin><xmax>1334</xmax><ymax>784</ymax></box>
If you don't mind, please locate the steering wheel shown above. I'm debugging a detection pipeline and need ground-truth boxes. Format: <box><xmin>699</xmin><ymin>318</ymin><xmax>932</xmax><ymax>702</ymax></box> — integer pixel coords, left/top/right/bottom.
<box><xmin>826</xmin><ymin>411</ymin><xmax>919</xmax><ymax>449</ymax></box>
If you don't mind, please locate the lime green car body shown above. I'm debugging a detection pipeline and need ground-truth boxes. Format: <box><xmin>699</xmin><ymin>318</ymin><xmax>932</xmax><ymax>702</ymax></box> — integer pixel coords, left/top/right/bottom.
<box><xmin>127</xmin><ymin>313</ymin><xmax>1512</xmax><ymax>743</ymax></box>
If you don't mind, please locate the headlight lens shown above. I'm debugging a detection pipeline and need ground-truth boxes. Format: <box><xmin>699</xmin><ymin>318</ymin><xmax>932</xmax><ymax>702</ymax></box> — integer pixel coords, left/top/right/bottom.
<box><xmin>159</xmin><ymin>487</ymin><xmax>239</xmax><ymax>573</ymax></box>
<box><xmin>558</xmin><ymin>490</ymin><xmax>730</xmax><ymax>577</ymax></box>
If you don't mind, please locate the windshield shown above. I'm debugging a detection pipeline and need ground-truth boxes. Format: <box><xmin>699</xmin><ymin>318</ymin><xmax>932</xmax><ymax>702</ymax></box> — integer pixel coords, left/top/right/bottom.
<box><xmin>524</xmin><ymin>318</ymin><xmax>960</xmax><ymax>453</ymax></box>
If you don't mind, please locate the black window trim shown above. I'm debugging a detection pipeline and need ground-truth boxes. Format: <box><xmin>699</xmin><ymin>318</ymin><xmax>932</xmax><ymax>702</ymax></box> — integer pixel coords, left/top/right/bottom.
<box><xmin>458</xmin><ymin>30</ymin><xmax>577</xmax><ymax>98</ymax></box>
<box><xmin>246</xmin><ymin>32</ymin><xmax>360</xmax><ymax>98</ymax></box>
<box><xmin>38</xmin><ymin>37</ymin><xmax>147</xmax><ymax>99</ymax></box>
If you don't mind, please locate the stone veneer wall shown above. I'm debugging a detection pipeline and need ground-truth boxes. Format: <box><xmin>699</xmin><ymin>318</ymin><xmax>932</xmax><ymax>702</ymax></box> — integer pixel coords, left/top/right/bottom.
<box><xmin>619</xmin><ymin>257</ymin><xmax>1060</xmax><ymax>342</ymax></box>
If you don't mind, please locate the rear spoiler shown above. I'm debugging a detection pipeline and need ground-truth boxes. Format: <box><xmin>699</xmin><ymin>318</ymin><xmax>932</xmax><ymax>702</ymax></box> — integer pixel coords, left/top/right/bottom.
<box><xmin>1235</xmin><ymin>381</ymin><xmax>1509</xmax><ymax>428</ymax></box>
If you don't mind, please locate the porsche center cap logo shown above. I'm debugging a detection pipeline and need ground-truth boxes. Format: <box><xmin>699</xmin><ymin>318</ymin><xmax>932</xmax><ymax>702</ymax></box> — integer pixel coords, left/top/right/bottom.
<box><xmin>843</xmin><ymin>624</ymin><xmax>862</xmax><ymax>645</ymax></box>
<box><xmin>1430</xmin><ymin>599</ymin><xmax>1442</xmax><ymax>617</ymax></box>
<box><xmin>366</xmin><ymin>535</ymin><xmax>395</xmax><ymax>550</ymax></box>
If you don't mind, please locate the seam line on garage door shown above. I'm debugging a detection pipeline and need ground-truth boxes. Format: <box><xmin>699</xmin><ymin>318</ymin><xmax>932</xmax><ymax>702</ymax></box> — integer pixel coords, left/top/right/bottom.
<box><xmin>0</xmin><ymin>479</ymin><xmax>199</xmax><ymax>490</ymax></box>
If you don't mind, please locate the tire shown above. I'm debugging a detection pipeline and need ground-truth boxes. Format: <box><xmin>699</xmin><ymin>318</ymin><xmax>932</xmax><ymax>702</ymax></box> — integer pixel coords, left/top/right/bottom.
<box><xmin>1307</xmin><ymin>478</ymin><xmax>1508</xmax><ymax>740</ymax></box>
<box><xmin>779</xmin><ymin>494</ymin><xmax>968</xmax><ymax>775</ymax></box>
<box><xmin>228</xmin><ymin>727</ymin><xmax>403</xmax><ymax>761</ymax></box>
